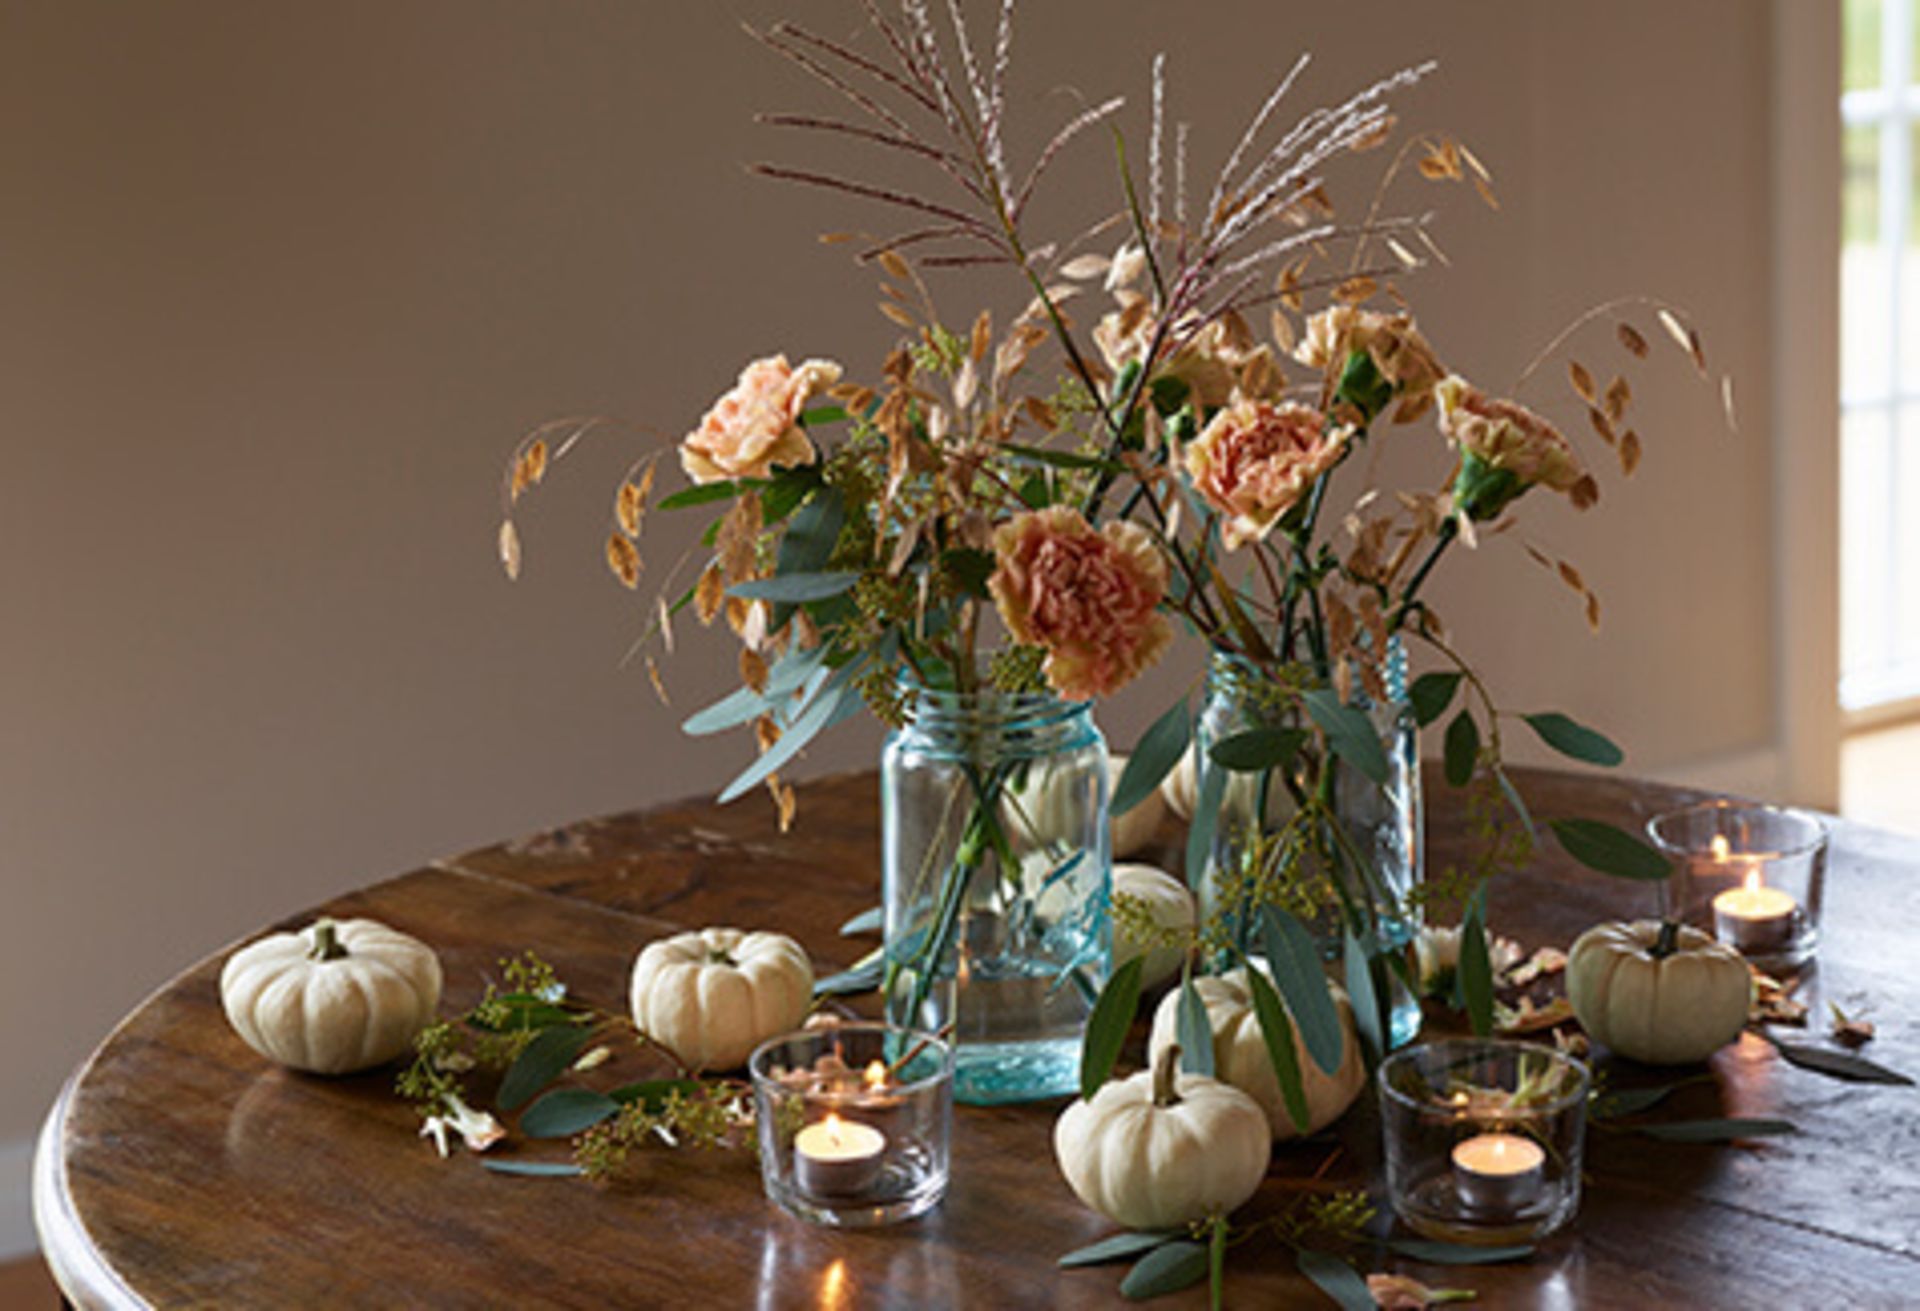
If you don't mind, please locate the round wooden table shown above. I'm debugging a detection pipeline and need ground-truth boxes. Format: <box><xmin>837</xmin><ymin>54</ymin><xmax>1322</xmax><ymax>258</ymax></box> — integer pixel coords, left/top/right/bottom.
<box><xmin>33</xmin><ymin>766</ymin><xmax>1920</xmax><ymax>1308</ymax></box>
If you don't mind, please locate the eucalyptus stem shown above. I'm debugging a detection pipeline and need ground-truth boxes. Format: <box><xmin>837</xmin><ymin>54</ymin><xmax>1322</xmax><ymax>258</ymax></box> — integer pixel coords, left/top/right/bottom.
<box><xmin>1388</xmin><ymin>517</ymin><xmax>1459</xmax><ymax>634</ymax></box>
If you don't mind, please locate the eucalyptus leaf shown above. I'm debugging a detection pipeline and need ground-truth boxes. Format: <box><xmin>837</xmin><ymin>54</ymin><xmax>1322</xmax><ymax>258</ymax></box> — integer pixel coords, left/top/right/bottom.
<box><xmin>480</xmin><ymin>1160</ymin><xmax>585</xmax><ymax>1178</ymax></box>
<box><xmin>1115</xmin><ymin>697</ymin><xmax>1189</xmax><ymax>816</ymax></box>
<box><xmin>1005</xmin><ymin>441</ymin><xmax>1127</xmax><ymax>473</ymax></box>
<box><xmin>1119</xmin><ymin>1240</ymin><xmax>1209</xmax><ymax>1300</ymax></box>
<box><xmin>1208</xmin><ymin>727</ymin><xmax>1309</xmax><ymax>774</ymax></box>
<box><xmin>1443</xmin><ymin>709</ymin><xmax>1479</xmax><ymax>788</ymax></box>
<box><xmin>1549</xmin><ymin>819</ymin><xmax>1673</xmax><ymax>882</ymax></box>
<box><xmin>1058</xmin><ymin>1230</ymin><xmax>1179</xmax><ymax>1268</ymax></box>
<box><xmin>681</xmin><ymin>683</ymin><xmax>770</xmax><ymax>737</ymax></box>
<box><xmin>1080</xmin><ymin>956</ymin><xmax>1145</xmax><ymax>1101</ymax></box>
<box><xmin>1176</xmin><ymin>969</ymin><xmax>1215</xmax><ymax>1078</ymax></box>
<box><xmin>941</xmin><ymin>547</ymin><xmax>996</xmax><ymax>599</ymax></box>
<box><xmin>1459</xmin><ymin>889</ymin><xmax>1494</xmax><ymax>1039</ymax></box>
<box><xmin>813</xmin><ymin>954</ymin><xmax>883</xmax><ymax>997</ymax></box>
<box><xmin>1259</xmin><ymin>907</ymin><xmax>1345</xmax><ymax>1077</ymax></box>
<box><xmin>1244</xmin><ymin>964</ymin><xmax>1311</xmax><ymax>1133</ymax></box>
<box><xmin>1590</xmin><ymin>1078</ymin><xmax>1704</xmax><ymax>1120</ymax></box>
<box><xmin>1184</xmin><ymin>762</ymin><xmax>1228</xmax><ymax>892</ymax></box>
<box><xmin>1766</xmin><ymin>1036</ymin><xmax>1915</xmax><ymax>1085</ymax></box>
<box><xmin>496</xmin><ymin>1025</ymin><xmax>592</xmax><ymax>1112</ymax></box>
<box><xmin>1523</xmin><ymin>711</ymin><xmax>1625</xmax><ymax>767</ymax></box>
<box><xmin>839</xmin><ymin>906</ymin><xmax>883</xmax><ymax>937</ymax></box>
<box><xmin>759</xmin><ymin>466</ymin><xmax>823</xmax><ymax>525</ymax></box>
<box><xmin>519</xmin><ymin>1088</ymin><xmax>620</xmax><ymax>1139</ymax></box>
<box><xmin>657</xmin><ymin>481</ymin><xmax>743</xmax><ymax>510</ymax></box>
<box><xmin>797</xmin><ymin>403</ymin><xmax>848</xmax><ymax>427</ymax></box>
<box><xmin>1386</xmin><ymin>1238</ymin><xmax>1535</xmax><ymax>1265</ymax></box>
<box><xmin>727</xmin><ymin>571</ymin><xmax>860</xmax><ymax>603</ymax></box>
<box><xmin>1409</xmin><ymin>671</ymin><xmax>1464</xmax><ymax>728</ymax></box>
<box><xmin>716</xmin><ymin>679</ymin><xmax>853</xmax><ymax>804</ymax></box>
<box><xmin>1636</xmin><ymin>1117</ymin><xmax>1798</xmax><ymax>1142</ymax></box>
<box><xmin>1343</xmin><ymin>931</ymin><xmax>1386</xmax><ymax>1067</ymax></box>
<box><xmin>1295</xmin><ymin>1248</ymin><xmax>1374</xmax><ymax>1311</ymax></box>
<box><xmin>1303</xmin><ymin>690</ymin><xmax>1388</xmax><ymax>785</ymax></box>
<box><xmin>1495</xmin><ymin>768</ymin><xmax>1535</xmax><ymax>839</ymax></box>
<box><xmin>769</xmin><ymin>485</ymin><xmax>845</xmax><ymax>630</ymax></box>
<box><xmin>465</xmin><ymin>993</ymin><xmax>578</xmax><ymax>1034</ymax></box>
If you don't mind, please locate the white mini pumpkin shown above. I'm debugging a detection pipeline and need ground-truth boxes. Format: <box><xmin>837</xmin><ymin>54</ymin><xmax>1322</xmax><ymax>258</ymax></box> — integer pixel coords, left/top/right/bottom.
<box><xmin>220</xmin><ymin>918</ymin><xmax>442</xmax><ymax>1075</ymax></box>
<box><xmin>1003</xmin><ymin>754</ymin><xmax>1163</xmax><ymax>859</ymax></box>
<box><xmin>1566</xmin><ymin>919</ymin><xmax>1751</xmax><ymax>1065</ymax></box>
<box><xmin>1054</xmin><ymin>1044</ymin><xmax>1270</xmax><ymax>1230</ymax></box>
<box><xmin>629</xmin><ymin>927</ymin><xmax>813</xmax><ymax>1071</ymax></box>
<box><xmin>1160</xmin><ymin>744</ymin><xmax>1198</xmax><ymax>820</ymax></box>
<box><xmin>1147</xmin><ymin>967</ymin><xmax>1365</xmax><ymax>1140</ymax></box>
<box><xmin>1111</xmin><ymin>863</ymin><xmax>1195</xmax><ymax>988</ymax></box>
<box><xmin>1107</xmin><ymin>754</ymin><xmax>1169</xmax><ymax>858</ymax></box>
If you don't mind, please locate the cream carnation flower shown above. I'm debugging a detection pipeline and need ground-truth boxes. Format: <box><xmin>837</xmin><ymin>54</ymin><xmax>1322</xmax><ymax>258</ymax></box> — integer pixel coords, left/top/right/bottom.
<box><xmin>1295</xmin><ymin>306</ymin><xmax>1445</xmax><ymax>403</ymax></box>
<box><xmin>680</xmin><ymin>355</ymin><xmax>842</xmax><ymax>485</ymax></box>
<box><xmin>988</xmin><ymin>507</ymin><xmax>1172</xmax><ymax>701</ymax></box>
<box><xmin>1184</xmin><ymin>399</ymin><xmax>1351</xmax><ymax>548</ymax></box>
<box><xmin>1435</xmin><ymin>374</ymin><xmax>1595</xmax><ymax>518</ymax></box>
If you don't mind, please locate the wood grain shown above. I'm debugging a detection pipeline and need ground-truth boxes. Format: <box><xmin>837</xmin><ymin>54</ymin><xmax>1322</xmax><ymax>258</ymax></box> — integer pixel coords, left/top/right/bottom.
<box><xmin>35</xmin><ymin>766</ymin><xmax>1920</xmax><ymax>1308</ymax></box>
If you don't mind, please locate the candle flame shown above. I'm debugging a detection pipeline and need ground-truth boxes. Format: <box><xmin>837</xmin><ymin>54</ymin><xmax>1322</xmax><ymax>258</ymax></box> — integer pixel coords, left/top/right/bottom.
<box><xmin>1711</xmin><ymin>834</ymin><xmax>1731</xmax><ymax>863</ymax></box>
<box><xmin>1743</xmin><ymin>868</ymin><xmax>1762</xmax><ymax>894</ymax></box>
<box><xmin>864</xmin><ymin>1060</ymin><xmax>888</xmax><ymax>1089</ymax></box>
<box><xmin>821</xmin><ymin>1112</ymin><xmax>844</xmax><ymax>1142</ymax></box>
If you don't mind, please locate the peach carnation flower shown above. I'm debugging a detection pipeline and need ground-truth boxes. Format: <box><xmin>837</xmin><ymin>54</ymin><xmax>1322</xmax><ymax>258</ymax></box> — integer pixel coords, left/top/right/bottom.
<box><xmin>1435</xmin><ymin>374</ymin><xmax>1595</xmax><ymax>517</ymax></box>
<box><xmin>680</xmin><ymin>355</ymin><xmax>842</xmax><ymax>485</ymax></box>
<box><xmin>1295</xmin><ymin>306</ymin><xmax>1445</xmax><ymax>401</ymax></box>
<box><xmin>1094</xmin><ymin>305</ymin><xmax>1280</xmax><ymax>409</ymax></box>
<box><xmin>988</xmin><ymin>507</ymin><xmax>1172</xmax><ymax>701</ymax></box>
<box><xmin>1184</xmin><ymin>400</ymin><xmax>1352</xmax><ymax>548</ymax></box>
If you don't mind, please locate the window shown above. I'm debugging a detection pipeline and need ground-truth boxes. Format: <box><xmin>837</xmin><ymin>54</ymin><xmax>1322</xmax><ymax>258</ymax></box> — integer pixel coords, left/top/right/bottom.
<box><xmin>1842</xmin><ymin>0</ymin><xmax>1920</xmax><ymax>710</ymax></box>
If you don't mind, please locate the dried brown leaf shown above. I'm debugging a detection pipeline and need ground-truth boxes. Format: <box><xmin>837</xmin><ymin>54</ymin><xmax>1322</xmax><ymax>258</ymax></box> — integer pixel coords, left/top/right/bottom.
<box><xmin>1587</xmin><ymin>407</ymin><xmax>1617</xmax><ymax>447</ymax></box>
<box><xmin>615</xmin><ymin>481</ymin><xmax>644</xmax><ymax>538</ymax></box>
<box><xmin>1570</xmin><ymin>475</ymin><xmax>1600</xmax><ymax>511</ymax></box>
<box><xmin>1584</xmin><ymin>591</ymin><xmax>1602</xmax><ymax>632</ymax></box>
<box><xmin>1568</xmin><ymin>361</ymin><xmax>1597</xmax><ymax>405</ymax></box>
<box><xmin>878</xmin><ymin>300</ymin><xmax>917</xmax><ymax>329</ymax></box>
<box><xmin>1558</xmin><ymin>561</ymin><xmax>1586</xmax><ymax>592</ymax></box>
<box><xmin>498</xmin><ymin>519</ymin><xmax>521</xmax><ymax>581</ymax></box>
<box><xmin>605</xmin><ymin>533</ymin><xmax>641</xmax><ymax>588</ymax></box>
<box><xmin>739</xmin><ymin>646</ymin><xmax>768</xmax><ymax>693</ymax></box>
<box><xmin>1603</xmin><ymin>375</ymin><xmax>1631</xmax><ymax>424</ymax></box>
<box><xmin>1333</xmin><ymin>275</ymin><xmax>1378</xmax><ymax>304</ymax></box>
<box><xmin>969</xmin><ymin>309</ymin><xmax>991</xmax><ymax>362</ymax></box>
<box><xmin>695</xmin><ymin>563</ymin><xmax>726</xmax><ymax>625</ymax></box>
<box><xmin>1056</xmin><ymin>253</ymin><xmax>1111</xmax><ymax>280</ymax></box>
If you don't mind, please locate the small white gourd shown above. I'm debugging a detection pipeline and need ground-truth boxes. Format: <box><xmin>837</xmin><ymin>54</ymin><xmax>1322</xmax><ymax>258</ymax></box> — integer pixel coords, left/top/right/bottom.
<box><xmin>220</xmin><ymin>918</ymin><xmax>443</xmax><ymax>1075</ymax></box>
<box><xmin>1566</xmin><ymin>919</ymin><xmax>1751</xmax><ymax>1065</ymax></box>
<box><xmin>1053</xmin><ymin>1044</ymin><xmax>1270</xmax><ymax>1230</ymax></box>
<box><xmin>629</xmin><ymin>927</ymin><xmax>813</xmax><ymax>1071</ymax></box>
<box><xmin>1147</xmin><ymin>968</ymin><xmax>1365</xmax><ymax>1140</ymax></box>
<box><xmin>1111</xmin><ymin>863</ymin><xmax>1195</xmax><ymax>988</ymax></box>
<box><xmin>1107</xmin><ymin>754</ymin><xmax>1168</xmax><ymax>858</ymax></box>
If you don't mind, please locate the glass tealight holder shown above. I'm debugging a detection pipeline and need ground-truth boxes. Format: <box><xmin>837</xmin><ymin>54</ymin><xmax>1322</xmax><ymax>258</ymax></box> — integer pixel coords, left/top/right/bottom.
<box><xmin>749</xmin><ymin>1022</ymin><xmax>952</xmax><ymax>1228</ymax></box>
<box><xmin>1379</xmin><ymin>1040</ymin><xmax>1589</xmax><ymax>1247</ymax></box>
<box><xmin>1646</xmin><ymin>801</ymin><xmax>1827</xmax><ymax>972</ymax></box>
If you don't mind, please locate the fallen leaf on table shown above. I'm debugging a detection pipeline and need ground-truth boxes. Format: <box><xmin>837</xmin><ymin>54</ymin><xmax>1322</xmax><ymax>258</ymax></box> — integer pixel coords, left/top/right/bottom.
<box><xmin>1505</xmin><ymin>945</ymin><xmax>1568</xmax><ymax>989</ymax></box>
<box><xmin>1830</xmin><ymin>1003</ymin><xmax>1876</xmax><ymax>1048</ymax></box>
<box><xmin>1750</xmin><ymin>970</ymin><xmax>1808</xmax><ymax>1026</ymax></box>
<box><xmin>1495</xmin><ymin>995</ymin><xmax>1575</xmax><ymax>1035</ymax></box>
<box><xmin>1368</xmin><ymin>1273</ymin><xmax>1478</xmax><ymax>1308</ymax></box>
<box><xmin>1553</xmin><ymin>1028</ymin><xmax>1590</xmax><ymax>1058</ymax></box>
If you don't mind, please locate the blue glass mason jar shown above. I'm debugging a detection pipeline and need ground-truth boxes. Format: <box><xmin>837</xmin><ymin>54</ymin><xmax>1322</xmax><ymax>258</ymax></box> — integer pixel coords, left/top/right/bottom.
<box><xmin>881</xmin><ymin>688</ymin><xmax>1111</xmax><ymax>1104</ymax></box>
<box><xmin>1193</xmin><ymin>644</ymin><xmax>1423</xmax><ymax>1051</ymax></box>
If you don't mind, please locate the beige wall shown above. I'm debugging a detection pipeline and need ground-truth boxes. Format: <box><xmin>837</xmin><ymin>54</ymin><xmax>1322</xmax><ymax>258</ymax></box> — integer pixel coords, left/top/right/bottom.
<box><xmin>0</xmin><ymin>0</ymin><xmax>1805</xmax><ymax>1204</ymax></box>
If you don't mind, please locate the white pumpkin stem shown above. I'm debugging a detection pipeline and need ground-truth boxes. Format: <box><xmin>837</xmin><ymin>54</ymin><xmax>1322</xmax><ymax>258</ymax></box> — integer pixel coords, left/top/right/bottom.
<box><xmin>308</xmin><ymin>919</ymin><xmax>349</xmax><ymax>962</ymax></box>
<box><xmin>706</xmin><ymin>948</ymin><xmax>737</xmax><ymax>967</ymax></box>
<box><xmin>1152</xmin><ymin>1043</ymin><xmax>1184</xmax><ymax>1108</ymax></box>
<box><xmin>1651</xmin><ymin>919</ymin><xmax>1681</xmax><ymax>960</ymax></box>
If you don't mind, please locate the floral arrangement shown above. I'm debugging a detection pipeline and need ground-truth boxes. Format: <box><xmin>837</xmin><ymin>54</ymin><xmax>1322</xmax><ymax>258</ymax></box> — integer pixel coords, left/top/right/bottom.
<box><xmin>487</xmin><ymin>0</ymin><xmax>1766</xmax><ymax>1302</ymax></box>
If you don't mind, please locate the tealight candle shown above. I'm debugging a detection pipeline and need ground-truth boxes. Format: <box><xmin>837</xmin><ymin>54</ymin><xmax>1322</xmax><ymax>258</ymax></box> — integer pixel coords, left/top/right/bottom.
<box><xmin>1712</xmin><ymin>871</ymin><xmax>1798</xmax><ymax>953</ymax></box>
<box><xmin>793</xmin><ymin>1114</ymin><xmax>887</xmax><ymax>1198</ymax></box>
<box><xmin>1451</xmin><ymin>1132</ymin><xmax>1545</xmax><ymax>1214</ymax></box>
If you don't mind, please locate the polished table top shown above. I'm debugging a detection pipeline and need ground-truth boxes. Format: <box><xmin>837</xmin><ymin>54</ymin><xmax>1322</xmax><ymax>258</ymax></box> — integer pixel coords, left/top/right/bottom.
<box><xmin>33</xmin><ymin>766</ymin><xmax>1920</xmax><ymax>1308</ymax></box>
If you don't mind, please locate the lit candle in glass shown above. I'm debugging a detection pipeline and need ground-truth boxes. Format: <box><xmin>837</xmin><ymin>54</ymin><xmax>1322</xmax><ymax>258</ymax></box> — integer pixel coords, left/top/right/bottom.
<box><xmin>793</xmin><ymin>1113</ymin><xmax>886</xmax><ymax>1198</ymax></box>
<box><xmin>1451</xmin><ymin>1132</ymin><xmax>1545</xmax><ymax>1214</ymax></box>
<box><xmin>1712</xmin><ymin>868</ymin><xmax>1797</xmax><ymax>953</ymax></box>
